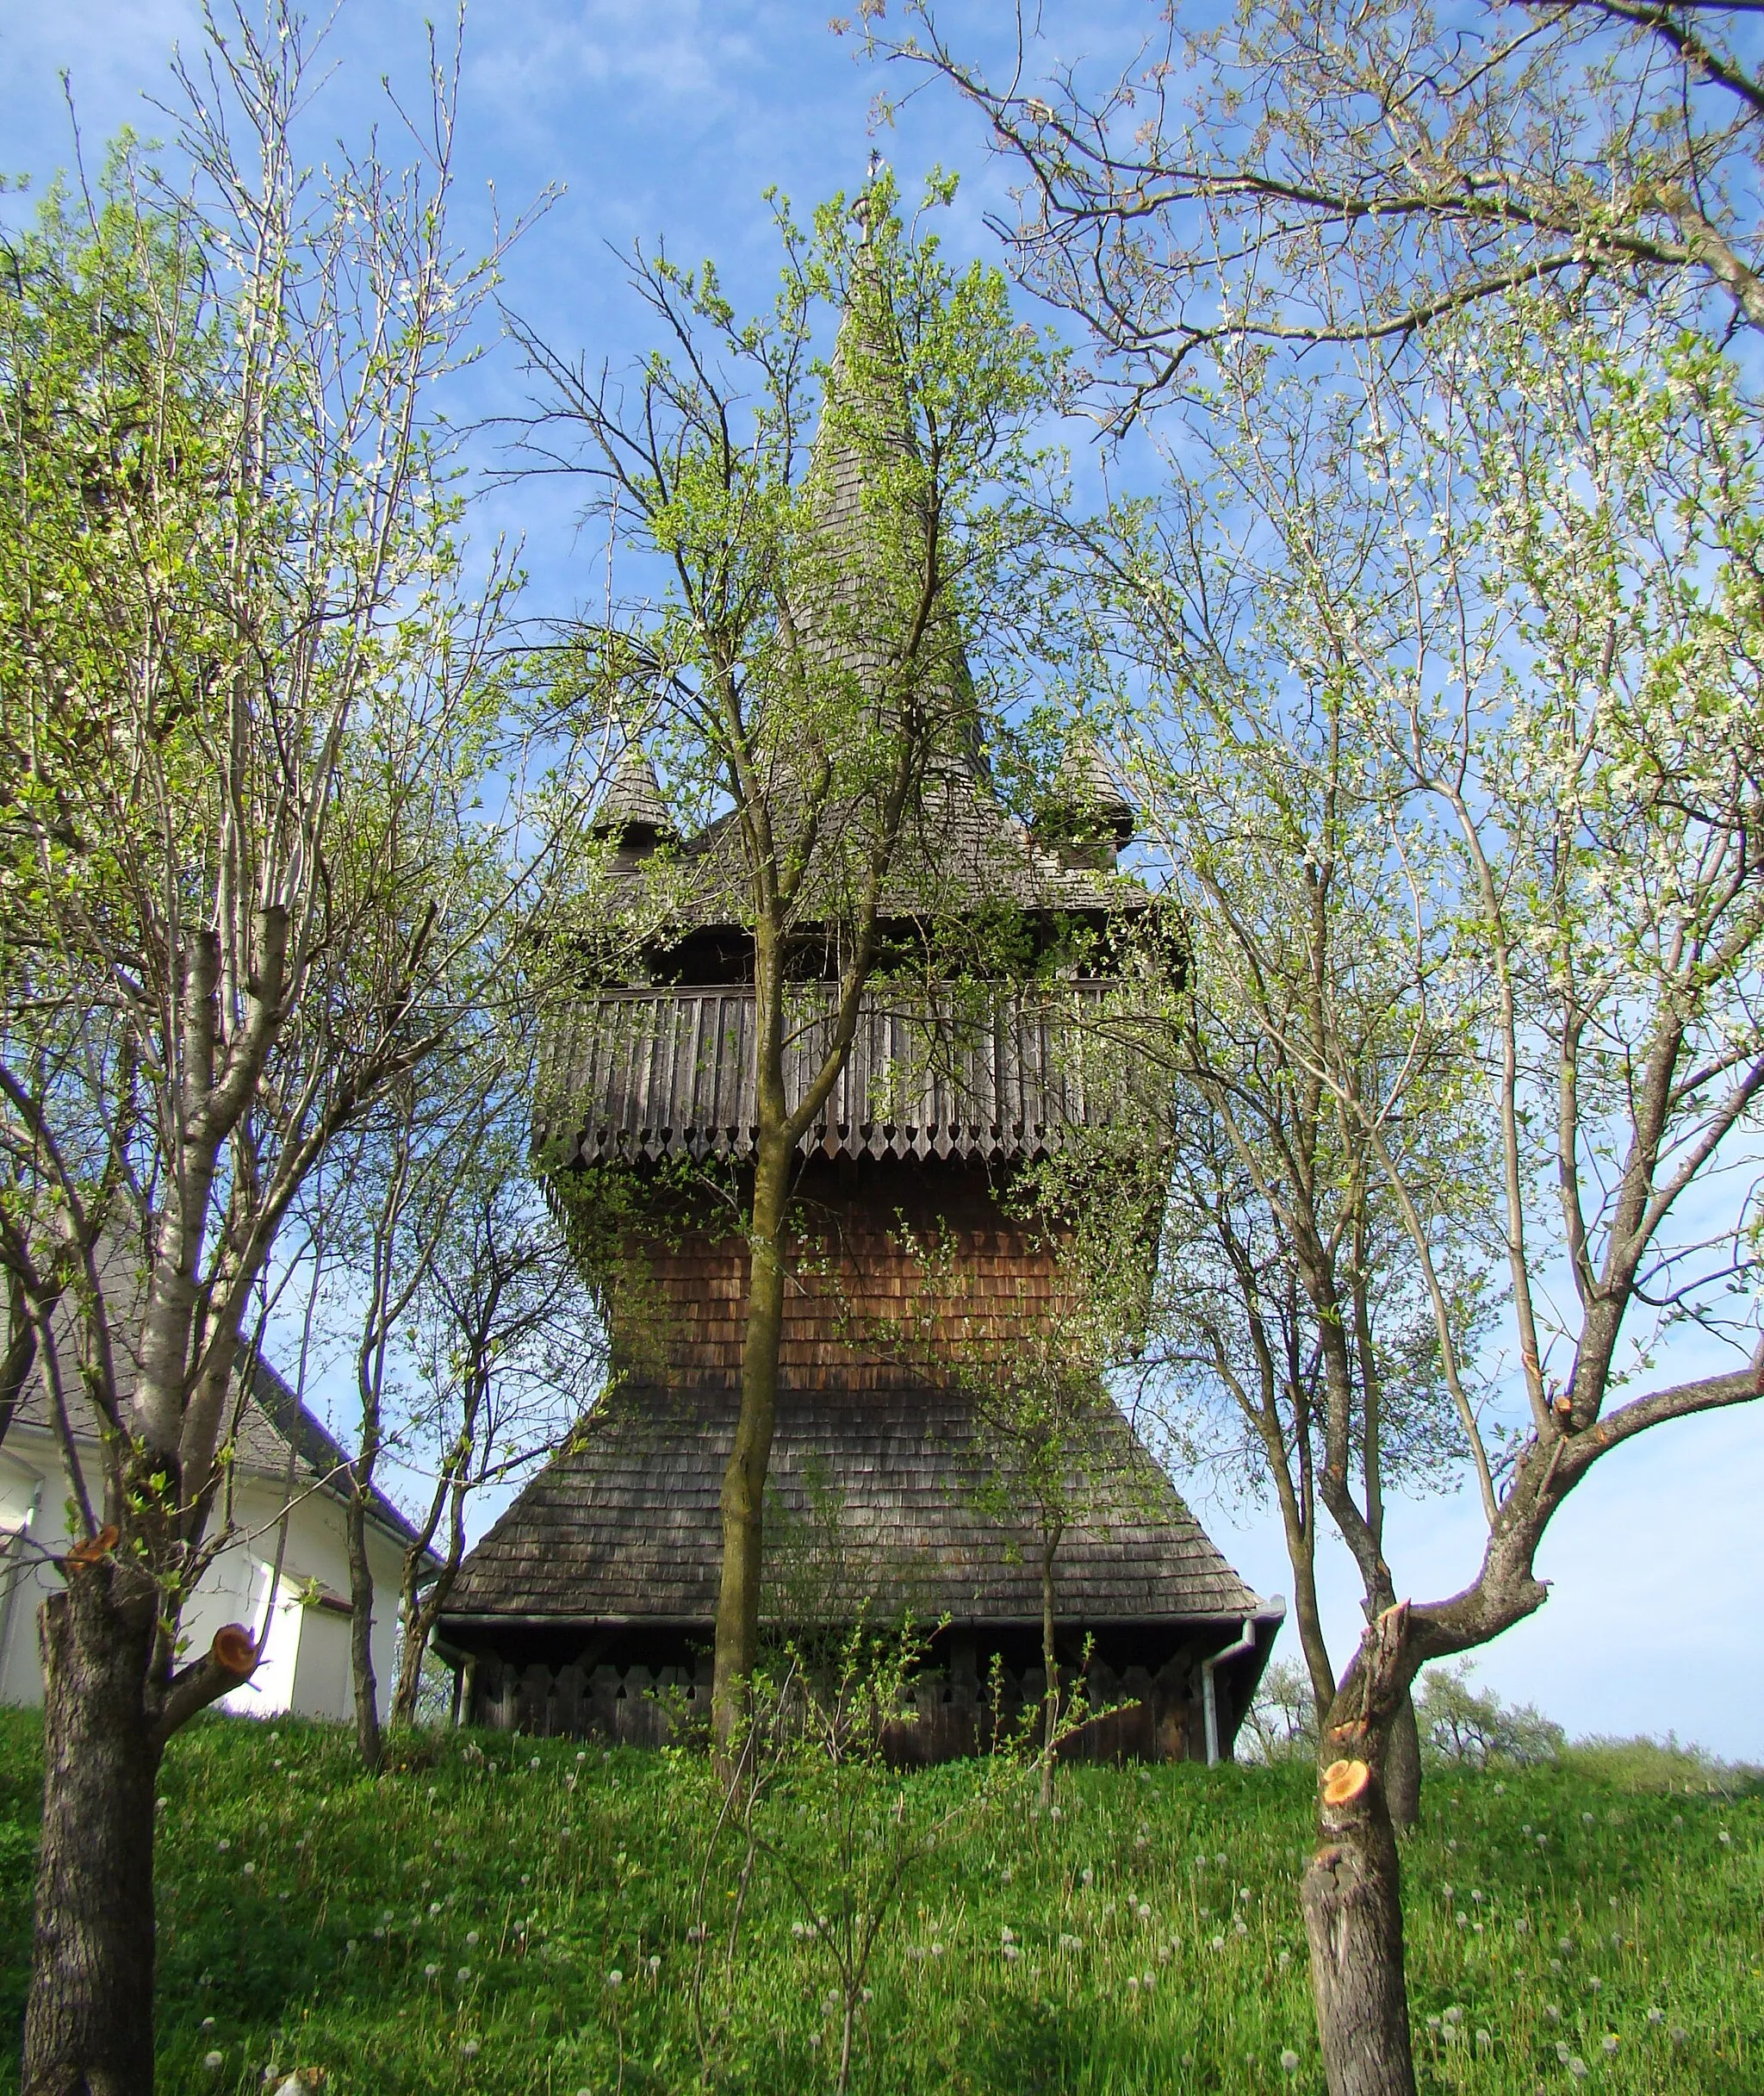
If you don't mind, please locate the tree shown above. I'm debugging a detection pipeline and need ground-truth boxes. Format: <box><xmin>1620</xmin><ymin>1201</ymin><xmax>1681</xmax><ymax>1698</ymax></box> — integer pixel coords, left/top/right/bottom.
<box><xmin>0</xmin><ymin>9</ymin><xmax>564</xmax><ymax>2083</ymax></box>
<box><xmin>1413</xmin><ymin>1663</ymin><xmax>1563</xmax><ymax>1770</ymax></box>
<box><xmin>1075</xmin><ymin>477</ymin><xmax>1496</xmax><ymax>1832</ymax></box>
<box><xmin>962</xmin><ymin>1324</ymin><xmax>1122</xmax><ymax>1803</ymax></box>
<box><xmin>307</xmin><ymin>1004</ymin><xmax>600</xmax><ymax>1769</ymax></box>
<box><xmin>1241</xmin><ymin>1658</ymin><xmax>1318</xmax><ymax>1764</ymax></box>
<box><xmin>383</xmin><ymin>1107</ymin><xmax>600</xmax><ymax>1733</ymax></box>
<box><xmin>873</xmin><ymin>0</ymin><xmax>1764</xmax><ymax>418</ymax></box>
<box><xmin>317</xmin><ymin>1071</ymin><xmax>469</xmax><ymax>1772</ymax></box>
<box><xmin>1111</xmin><ymin>288</ymin><xmax>1761</xmax><ymax>2093</ymax></box>
<box><xmin>510</xmin><ymin>174</ymin><xmax>1061</xmax><ymax>1759</ymax></box>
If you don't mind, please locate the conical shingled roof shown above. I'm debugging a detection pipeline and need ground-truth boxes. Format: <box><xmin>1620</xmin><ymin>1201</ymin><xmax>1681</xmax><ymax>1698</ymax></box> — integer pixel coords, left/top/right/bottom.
<box><xmin>1047</xmin><ymin>736</ymin><xmax>1135</xmax><ymax>847</ymax></box>
<box><xmin>590</xmin><ymin>743</ymin><xmax>675</xmax><ymax>846</ymax></box>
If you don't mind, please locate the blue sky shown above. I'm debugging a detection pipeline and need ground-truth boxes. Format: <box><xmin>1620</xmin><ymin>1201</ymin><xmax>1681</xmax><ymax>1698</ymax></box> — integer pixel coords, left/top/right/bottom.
<box><xmin>4</xmin><ymin>0</ymin><xmax>1761</xmax><ymax>1757</ymax></box>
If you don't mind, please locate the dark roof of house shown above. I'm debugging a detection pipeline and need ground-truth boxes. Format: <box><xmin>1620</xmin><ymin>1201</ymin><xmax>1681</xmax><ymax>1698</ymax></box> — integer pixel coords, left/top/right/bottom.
<box><xmin>244</xmin><ymin>1358</ymin><xmax>436</xmax><ymax>1561</ymax></box>
<box><xmin>438</xmin><ymin>1382</ymin><xmax>1269</xmax><ymax>1633</ymax></box>
<box><xmin>11</xmin><ymin>1353</ymin><xmax>434</xmax><ymax>1561</ymax></box>
<box><xmin>537</xmin><ymin>979</ymin><xmax>1171</xmax><ymax>1168</ymax></box>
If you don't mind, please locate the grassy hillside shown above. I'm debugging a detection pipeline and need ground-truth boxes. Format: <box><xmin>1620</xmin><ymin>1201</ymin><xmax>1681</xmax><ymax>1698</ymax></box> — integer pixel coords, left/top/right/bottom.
<box><xmin>1</xmin><ymin>1708</ymin><xmax>1759</xmax><ymax>2093</ymax></box>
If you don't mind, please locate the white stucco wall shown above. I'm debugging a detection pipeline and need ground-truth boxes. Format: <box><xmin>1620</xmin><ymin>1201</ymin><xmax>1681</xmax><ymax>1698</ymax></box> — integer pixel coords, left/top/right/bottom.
<box><xmin>0</xmin><ymin>1426</ymin><xmax>408</xmax><ymax>1723</ymax></box>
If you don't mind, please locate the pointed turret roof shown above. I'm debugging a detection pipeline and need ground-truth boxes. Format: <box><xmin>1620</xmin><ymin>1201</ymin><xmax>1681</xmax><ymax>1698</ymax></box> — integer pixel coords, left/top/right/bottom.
<box><xmin>1046</xmin><ymin>736</ymin><xmax>1135</xmax><ymax>848</ymax></box>
<box><xmin>590</xmin><ymin>743</ymin><xmax>675</xmax><ymax>849</ymax></box>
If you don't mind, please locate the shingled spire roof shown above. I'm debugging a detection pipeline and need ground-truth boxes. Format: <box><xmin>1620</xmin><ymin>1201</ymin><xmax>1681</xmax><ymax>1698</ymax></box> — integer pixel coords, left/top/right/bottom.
<box><xmin>1039</xmin><ymin>735</ymin><xmax>1136</xmax><ymax>851</ymax></box>
<box><xmin>590</xmin><ymin>742</ymin><xmax>675</xmax><ymax>851</ymax></box>
<box><xmin>798</xmin><ymin>190</ymin><xmax>989</xmax><ymax>787</ymax></box>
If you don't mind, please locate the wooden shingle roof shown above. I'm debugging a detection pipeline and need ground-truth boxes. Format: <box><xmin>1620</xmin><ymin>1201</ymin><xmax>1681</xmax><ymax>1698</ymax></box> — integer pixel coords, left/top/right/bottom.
<box><xmin>622</xmin><ymin>766</ymin><xmax>1141</xmax><ymax>931</ymax></box>
<box><xmin>438</xmin><ymin>1384</ymin><xmax>1267</xmax><ymax>1633</ymax></box>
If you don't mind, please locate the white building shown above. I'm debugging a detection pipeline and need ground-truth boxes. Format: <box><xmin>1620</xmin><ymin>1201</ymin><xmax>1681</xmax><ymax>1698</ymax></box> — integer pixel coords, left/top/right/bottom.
<box><xmin>0</xmin><ymin>1357</ymin><xmax>426</xmax><ymax>1723</ymax></box>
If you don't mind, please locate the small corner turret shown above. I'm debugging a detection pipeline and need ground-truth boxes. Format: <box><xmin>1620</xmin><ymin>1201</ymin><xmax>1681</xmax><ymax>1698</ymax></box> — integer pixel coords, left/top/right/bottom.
<box><xmin>1033</xmin><ymin>735</ymin><xmax>1136</xmax><ymax>873</ymax></box>
<box><xmin>590</xmin><ymin>742</ymin><xmax>676</xmax><ymax>869</ymax></box>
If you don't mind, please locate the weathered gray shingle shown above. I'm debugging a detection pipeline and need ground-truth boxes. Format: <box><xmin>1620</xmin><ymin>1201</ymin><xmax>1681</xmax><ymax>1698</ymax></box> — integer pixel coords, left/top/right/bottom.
<box><xmin>441</xmin><ymin>1383</ymin><xmax>1261</xmax><ymax>1632</ymax></box>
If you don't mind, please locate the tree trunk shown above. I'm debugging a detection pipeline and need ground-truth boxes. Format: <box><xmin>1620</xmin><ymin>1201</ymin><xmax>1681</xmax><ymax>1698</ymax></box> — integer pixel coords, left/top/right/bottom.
<box><xmin>1384</xmin><ymin>1688</ymin><xmax>1421</xmax><ymax>1834</ymax></box>
<box><xmin>345</xmin><ymin>1490</ymin><xmax>382</xmax><ymax>1773</ymax></box>
<box><xmin>22</xmin><ymin>1571</ymin><xmax>162</xmax><ymax>2096</ymax></box>
<box><xmin>712</xmin><ymin>1137</ymin><xmax>792</xmax><ymax>1763</ymax></box>
<box><xmin>1039</xmin><ymin>1530</ymin><xmax>1059</xmax><ymax>1808</ymax></box>
<box><xmin>388</xmin><ymin>1561</ymin><xmax>432</xmax><ymax>1734</ymax></box>
<box><xmin>389</xmin><ymin>1594</ymin><xmax>424</xmax><ymax>1734</ymax></box>
<box><xmin>389</xmin><ymin>1536</ymin><xmax>463</xmax><ymax>1733</ymax></box>
<box><xmin>1302</xmin><ymin>1678</ymin><xmax>1417</xmax><ymax>2096</ymax></box>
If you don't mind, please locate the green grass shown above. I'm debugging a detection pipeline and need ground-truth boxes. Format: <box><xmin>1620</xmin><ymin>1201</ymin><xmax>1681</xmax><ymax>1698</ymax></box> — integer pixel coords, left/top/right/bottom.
<box><xmin>2</xmin><ymin>1707</ymin><xmax>1761</xmax><ymax>2094</ymax></box>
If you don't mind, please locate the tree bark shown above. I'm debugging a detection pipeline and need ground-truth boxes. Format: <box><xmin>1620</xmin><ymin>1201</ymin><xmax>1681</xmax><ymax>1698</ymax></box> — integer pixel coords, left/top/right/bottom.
<box><xmin>712</xmin><ymin>1136</ymin><xmax>792</xmax><ymax>1763</ymax></box>
<box><xmin>22</xmin><ymin>1570</ymin><xmax>162</xmax><ymax>2096</ymax></box>
<box><xmin>1301</xmin><ymin>1751</ymin><xmax>1417</xmax><ymax>2096</ymax></box>
<box><xmin>1039</xmin><ymin>1526</ymin><xmax>1061</xmax><ymax>1807</ymax></box>
<box><xmin>1384</xmin><ymin>1688</ymin><xmax>1421</xmax><ymax>1834</ymax></box>
<box><xmin>345</xmin><ymin>1488</ymin><xmax>382</xmax><ymax>1772</ymax></box>
<box><xmin>1302</xmin><ymin>1603</ymin><xmax>1419</xmax><ymax>2096</ymax></box>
